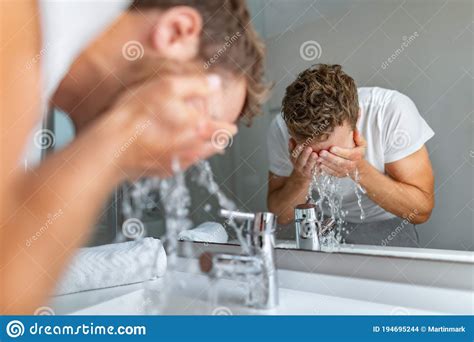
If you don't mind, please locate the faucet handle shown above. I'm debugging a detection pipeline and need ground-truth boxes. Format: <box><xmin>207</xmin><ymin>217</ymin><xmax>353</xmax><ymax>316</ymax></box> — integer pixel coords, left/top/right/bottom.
<box><xmin>219</xmin><ymin>209</ymin><xmax>255</xmax><ymax>222</ymax></box>
<box><xmin>219</xmin><ymin>209</ymin><xmax>276</xmax><ymax>234</ymax></box>
<box><xmin>295</xmin><ymin>203</ymin><xmax>317</xmax><ymax>221</ymax></box>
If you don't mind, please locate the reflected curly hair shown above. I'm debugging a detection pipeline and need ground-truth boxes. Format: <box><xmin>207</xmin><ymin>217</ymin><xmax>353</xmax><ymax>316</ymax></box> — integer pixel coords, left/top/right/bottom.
<box><xmin>282</xmin><ymin>64</ymin><xmax>359</xmax><ymax>142</ymax></box>
<box><xmin>130</xmin><ymin>0</ymin><xmax>269</xmax><ymax>125</ymax></box>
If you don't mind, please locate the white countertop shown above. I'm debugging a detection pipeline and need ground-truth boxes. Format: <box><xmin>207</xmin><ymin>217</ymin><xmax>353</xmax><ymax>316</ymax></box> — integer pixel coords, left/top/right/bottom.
<box><xmin>50</xmin><ymin>258</ymin><xmax>472</xmax><ymax>315</ymax></box>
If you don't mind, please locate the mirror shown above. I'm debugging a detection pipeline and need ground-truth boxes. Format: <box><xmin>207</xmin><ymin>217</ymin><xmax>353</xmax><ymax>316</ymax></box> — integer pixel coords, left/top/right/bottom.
<box><xmin>49</xmin><ymin>0</ymin><xmax>472</xmax><ymax>257</ymax></box>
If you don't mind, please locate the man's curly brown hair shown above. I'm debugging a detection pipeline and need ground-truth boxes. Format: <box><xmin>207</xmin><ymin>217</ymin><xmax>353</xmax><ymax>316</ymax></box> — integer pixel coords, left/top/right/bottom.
<box><xmin>130</xmin><ymin>0</ymin><xmax>269</xmax><ymax>124</ymax></box>
<box><xmin>282</xmin><ymin>64</ymin><xmax>359</xmax><ymax>142</ymax></box>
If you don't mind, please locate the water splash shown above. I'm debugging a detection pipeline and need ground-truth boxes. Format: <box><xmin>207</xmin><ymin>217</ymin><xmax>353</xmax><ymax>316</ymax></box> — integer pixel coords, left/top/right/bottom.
<box><xmin>120</xmin><ymin>158</ymin><xmax>247</xmax><ymax>312</ymax></box>
<box><xmin>159</xmin><ymin>158</ymin><xmax>193</xmax><ymax>267</ymax></box>
<box><xmin>309</xmin><ymin>169</ymin><xmax>345</xmax><ymax>249</ymax></box>
<box><xmin>192</xmin><ymin>160</ymin><xmax>251</xmax><ymax>253</ymax></box>
<box><xmin>308</xmin><ymin>167</ymin><xmax>366</xmax><ymax>249</ymax></box>
<box><xmin>192</xmin><ymin>160</ymin><xmax>237</xmax><ymax>211</ymax></box>
<box><xmin>352</xmin><ymin>168</ymin><xmax>366</xmax><ymax>221</ymax></box>
<box><xmin>122</xmin><ymin>158</ymin><xmax>250</xmax><ymax>255</ymax></box>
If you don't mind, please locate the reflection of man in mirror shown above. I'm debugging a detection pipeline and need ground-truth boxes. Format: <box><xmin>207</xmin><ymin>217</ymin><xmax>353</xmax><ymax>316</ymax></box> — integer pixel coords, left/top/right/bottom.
<box><xmin>267</xmin><ymin>64</ymin><xmax>435</xmax><ymax>247</ymax></box>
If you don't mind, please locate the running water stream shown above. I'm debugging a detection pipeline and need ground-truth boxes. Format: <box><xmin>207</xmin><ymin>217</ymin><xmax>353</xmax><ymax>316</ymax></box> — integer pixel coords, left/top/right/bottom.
<box><xmin>192</xmin><ymin>160</ymin><xmax>237</xmax><ymax>212</ymax></box>
<box><xmin>122</xmin><ymin>159</ymin><xmax>250</xmax><ymax>312</ymax></box>
<box><xmin>308</xmin><ymin>170</ymin><xmax>345</xmax><ymax>248</ymax></box>
<box><xmin>352</xmin><ymin>168</ymin><xmax>366</xmax><ymax>221</ymax></box>
<box><xmin>158</xmin><ymin>159</ymin><xmax>193</xmax><ymax>266</ymax></box>
<box><xmin>307</xmin><ymin>168</ymin><xmax>366</xmax><ymax>249</ymax></box>
<box><xmin>123</xmin><ymin>159</ymin><xmax>366</xmax><ymax>310</ymax></box>
<box><xmin>121</xmin><ymin>159</ymin><xmax>249</xmax><ymax>260</ymax></box>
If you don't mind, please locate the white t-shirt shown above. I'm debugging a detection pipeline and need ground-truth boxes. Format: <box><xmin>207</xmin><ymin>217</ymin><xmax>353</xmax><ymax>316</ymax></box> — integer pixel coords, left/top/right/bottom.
<box><xmin>25</xmin><ymin>0</ymin><xmax>131</xmax><ymax>166</ymax></box>
<box><xmin>267</xmin><ymin>87</ymin><xmax>435</xmax><ymax>223</ymax></box>
<box><xmin>40</xmin><ymin>0</ymin><xmax>131</xmax><ymax>100</ymax></box>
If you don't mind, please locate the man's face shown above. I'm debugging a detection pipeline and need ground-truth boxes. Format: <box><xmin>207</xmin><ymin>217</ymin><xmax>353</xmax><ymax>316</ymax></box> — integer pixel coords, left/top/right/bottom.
<box><xmin>295</xmin><ymin>121</ymin><xmax>355</xmax><ymax>155</ymax></box>
<box><xmin>219</xmin><ymin>77</ymin><xmax>247</xmax><ymax>123</ymax></box>
<box><xmin>124</xmin><ymin>7</ymin><xmax>248</xmax><ymax>125</ymax></box>
<box><xmin>208</xmin><ymin>76</ymin><xmax>248</xmax><ymax>124</ymax></box>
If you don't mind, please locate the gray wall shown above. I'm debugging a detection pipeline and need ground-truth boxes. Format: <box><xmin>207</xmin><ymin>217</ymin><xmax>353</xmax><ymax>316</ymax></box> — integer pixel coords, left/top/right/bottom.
<box><xmin>219</xmin><ymin>0</ymin><xmax>472</xmax><ymax>251</ymax></box>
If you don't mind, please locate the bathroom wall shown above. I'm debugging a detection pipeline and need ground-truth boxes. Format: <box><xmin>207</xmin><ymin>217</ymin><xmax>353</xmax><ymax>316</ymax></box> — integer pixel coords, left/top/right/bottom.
<box><xmin>221</xmin><ymin>0</ymin><xmax>472</xmax><ymax>251</ymax></box>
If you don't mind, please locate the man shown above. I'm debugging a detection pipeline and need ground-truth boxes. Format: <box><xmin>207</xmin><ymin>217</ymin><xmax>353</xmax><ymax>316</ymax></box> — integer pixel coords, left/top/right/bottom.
<box><xmin>267</xmin><ymin>64</ymin><xmax>434</xmax><ymax>247</ymax></box>
<box><xmin>1</xmin><ymin>0</ymin><xmax>267</xmax><ymax>313</ymax></box>
<box><xmin>53</xmin><ymin>0</ymin><xmax>267</xmax><ymax>132</ymax></box>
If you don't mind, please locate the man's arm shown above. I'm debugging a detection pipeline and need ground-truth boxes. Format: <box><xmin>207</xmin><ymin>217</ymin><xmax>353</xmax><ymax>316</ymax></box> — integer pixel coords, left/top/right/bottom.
<box><xmin>3</xmin><ymin>116</ymin><xmax>126</xmax><ymax>314</ymax></box>
<box><xmin>321</xmin><ymin>144</ymin><xmax>435</xmax><ymax>224</ymax></box>
<box><xmin>357</xmin><ymin>146</ymin><xmax>434</xmax><ymax>223</ymax></box>
<box><xmin>267</xmin><ymin>172</ymin><xmax>310</xmax><ymax>224</ymax></box>
<box><xmin>1</xmin><ymin>59</ymin><xmax>234</xmax><ymax>314</ymax></box>
<box><xmin>267</xmin><ymin>145</ymin><xmax>318</xmax><ymax>224</ymax></box>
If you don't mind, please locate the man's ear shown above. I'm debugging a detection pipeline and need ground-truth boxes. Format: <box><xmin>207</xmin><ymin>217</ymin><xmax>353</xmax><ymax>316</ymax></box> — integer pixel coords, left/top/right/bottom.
<box><xmin>150</xmin><ymin>6</ymin><xmax>202</xmax><ymax>62</ymax></box>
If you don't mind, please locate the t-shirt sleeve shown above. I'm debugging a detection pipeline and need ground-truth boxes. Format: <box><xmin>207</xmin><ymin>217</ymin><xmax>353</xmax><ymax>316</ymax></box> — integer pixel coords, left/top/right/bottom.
<box><xmin>383</xmin><ymin>91</ymin><xmax>435</xmax><ymax>163</ymax></box>
<box><xmin>267</xmin><ymin>116</ymin><xmax>294</xmax><ymax>177</ymax></box>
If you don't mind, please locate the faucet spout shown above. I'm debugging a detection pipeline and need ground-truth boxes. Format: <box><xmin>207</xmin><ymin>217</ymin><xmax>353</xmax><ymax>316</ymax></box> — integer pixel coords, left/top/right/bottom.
<box><xmin>219</xmin><ymin>209</ymin><xmax>255</xmax><ymax>222</ymax></box>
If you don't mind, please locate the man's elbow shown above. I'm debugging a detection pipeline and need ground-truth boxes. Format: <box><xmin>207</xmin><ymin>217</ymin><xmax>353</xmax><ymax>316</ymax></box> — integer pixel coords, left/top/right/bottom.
<box><xmin>276</xmin><ymin>214</ymin><xmax>293</xmax><ymax>225</ymax></box>
<box><xmin>409</xmin><ymin>197</ymin><xmax>435</xmax><ymax>224</ymax></box>
<box><xmin>410</xmin><ymin>212</ymin><xmax>431</xmax><ymax>224</ymax></box>
<box><xmin>267</xmin><ymin>199</ymin><xmax>293</xmax><ymax>225</ymax></box>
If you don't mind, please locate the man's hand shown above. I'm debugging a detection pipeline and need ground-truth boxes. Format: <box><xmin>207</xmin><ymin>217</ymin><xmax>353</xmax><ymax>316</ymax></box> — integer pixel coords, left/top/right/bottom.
<box><xmin>318</xmin><ymin>130</ymin><xmax>367</xmax><ymax>178</ymax></box>
<box><xmin>106</xmin><ymin>74</ymin><xmax>237</xmax><ymax>179</ymax></box>
<box><xmin>289</xmin><ymin>139</ymin><xmax>318</xmax><ymax>180</ymax></box>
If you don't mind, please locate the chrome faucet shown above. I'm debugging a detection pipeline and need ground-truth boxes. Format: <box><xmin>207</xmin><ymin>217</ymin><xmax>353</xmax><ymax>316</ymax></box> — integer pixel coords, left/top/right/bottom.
<box><xmin>295</xmin><ymin>203</ymin><xmax>320</xmax><ymax>251</ymax></box>
<box><xmin>295</xmin><ymin>203</ymin><xmax>336</xmax><ymax>251</ymax></box>
<box><xmin>199</xmin><ymin>209</ymin><xmax>278</xmax><ymax>309</ymax></box>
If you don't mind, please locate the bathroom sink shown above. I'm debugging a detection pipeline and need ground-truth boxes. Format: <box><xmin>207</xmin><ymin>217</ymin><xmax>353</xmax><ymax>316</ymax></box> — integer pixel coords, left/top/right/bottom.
<box><xmin>50</xmin><ymin>257</ymin><xmax>469</xmax><ymax>315</ymax></box>
<box><xmin>54</xmin><ymin>273</ymin><xmax>436</xmax><ymax>315</ymax></box>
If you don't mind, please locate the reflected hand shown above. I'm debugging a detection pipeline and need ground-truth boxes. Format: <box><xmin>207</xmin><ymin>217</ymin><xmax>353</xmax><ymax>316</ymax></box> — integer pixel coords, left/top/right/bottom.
<box><xmin>109</xmin><ymin>74</ymin><xmax>237</xmax><ymax>179</ymax></box>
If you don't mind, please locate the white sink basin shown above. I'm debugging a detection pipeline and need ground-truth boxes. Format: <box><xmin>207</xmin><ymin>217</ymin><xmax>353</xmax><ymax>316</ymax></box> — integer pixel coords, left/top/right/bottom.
<box><xmin>50</xmin><ymin>258</ymin><xmax>469</xmax><ymax>315</ymax></box>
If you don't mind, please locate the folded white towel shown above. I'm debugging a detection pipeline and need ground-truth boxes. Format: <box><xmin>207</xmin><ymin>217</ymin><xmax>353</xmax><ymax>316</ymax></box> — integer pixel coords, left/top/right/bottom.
<box><xmin>178</xmin><ymin>222</ymin><xmax>228</xmax><ymax>244</ymax></box>
<box><xmin>55</xmin><ymin>238</ymin><xmax>167</xmax><ymax>295</ymax></box>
